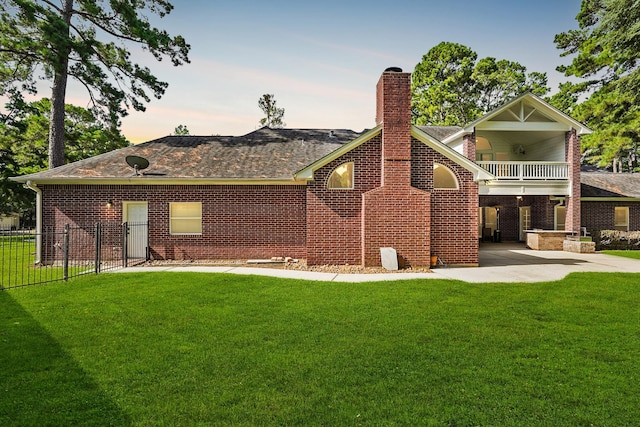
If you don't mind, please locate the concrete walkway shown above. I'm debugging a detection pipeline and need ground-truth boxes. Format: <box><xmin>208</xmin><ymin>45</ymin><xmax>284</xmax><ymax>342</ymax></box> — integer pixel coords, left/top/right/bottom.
<box><xmin>111</xmin><ymin>243</ymin><xmax>640</xmax><ymax>283</ymax></box>
<box><xmin>439</xmin><ymin>243</ymin><xmax>640</xmax><ymax>282</ymax></box>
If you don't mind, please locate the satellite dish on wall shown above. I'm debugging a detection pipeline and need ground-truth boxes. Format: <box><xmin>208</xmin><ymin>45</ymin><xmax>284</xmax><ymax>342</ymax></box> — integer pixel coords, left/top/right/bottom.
<box><xmin>125</xmin><ymin>155</ymin><xmax>150</xmax><ymax>176</ymax></box>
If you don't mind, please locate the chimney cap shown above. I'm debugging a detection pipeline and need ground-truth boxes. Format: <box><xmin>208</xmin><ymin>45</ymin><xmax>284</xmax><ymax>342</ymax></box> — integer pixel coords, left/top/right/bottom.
<box><xmin>384</xmin><ymin>66</ymin><xmax>403</xmax><ymax>73</ymax></box>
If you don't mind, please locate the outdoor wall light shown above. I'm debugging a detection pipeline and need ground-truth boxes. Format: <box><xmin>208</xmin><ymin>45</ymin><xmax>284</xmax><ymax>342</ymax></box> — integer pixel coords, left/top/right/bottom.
<box><xmin>106</xmin><ymin>200</ymin><xmax>113</xmax><ymax>208</ymax></box>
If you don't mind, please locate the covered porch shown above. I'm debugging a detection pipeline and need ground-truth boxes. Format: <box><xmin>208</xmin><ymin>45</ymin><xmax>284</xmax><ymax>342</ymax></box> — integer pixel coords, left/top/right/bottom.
<box><xmin>478</xmin><ymin>195</ymin><xmax>567</xmax><ymax>243</ymax></box>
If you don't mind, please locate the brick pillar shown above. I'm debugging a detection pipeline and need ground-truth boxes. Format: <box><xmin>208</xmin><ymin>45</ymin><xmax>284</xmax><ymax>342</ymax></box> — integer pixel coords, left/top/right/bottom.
<box><xmin>463</xmin><ymin>132</ymin><xmax>476</xmax><ymax>161</ymax></box>
<box><xmin>565</xmin><ymin>129</ymin><xmax>581</xmax><ymax>234</ymax></box>
<box><xmin>376</xmin><ymin>68</ymin><xmax>412</xmax><ymax>186</ymax></box>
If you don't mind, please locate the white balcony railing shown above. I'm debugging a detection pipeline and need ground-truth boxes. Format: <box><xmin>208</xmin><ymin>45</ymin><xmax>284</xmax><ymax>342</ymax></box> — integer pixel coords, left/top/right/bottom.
<box><xmin>477</xmin><ymin>161</ymin><xmax>569</xmax><ymax>180</ymax></box>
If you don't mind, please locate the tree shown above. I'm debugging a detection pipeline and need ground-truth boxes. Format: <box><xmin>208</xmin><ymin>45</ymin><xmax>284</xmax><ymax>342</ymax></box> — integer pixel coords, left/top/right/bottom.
<box><xmin>411</xmin><ymin>42</ymin><xmax>549</xmax><ymax>126</ymax></box>
<box><xmin>0</xmin><ymin>97</ymin><xmax>129</xmax><ymax>219</ymax></box>
<box><xmin>258</xmin><ymin>94</ymin><xmax>285</xmax><ymax>128</ymax></box>
<box><xmin>555</xmin><ymin>0</ymin><xmax>640</xmax><ymax>172</ymax></box>
<box><xmin>411</xmin><ymin>42</ymin><xmax>477</xmax><ymax>126</ymax></box>
<box><xmin>0</xmin><ymin>0</ymin><xmax>190</xmax><ymax>169</ymax></box>
<box><xmin>473</xmin><ymin>57</ymin><xmax>548</xmax><ymax>113</ymax></box>
<box><xmin>575</xmin><ymin>86</ymin><xmax>639</xmax><ymax>172</ymax></box>
<box><xmin>173</xmin><ymin>124</ymin><xmax>189</xmax><ymax>135</ymax></box>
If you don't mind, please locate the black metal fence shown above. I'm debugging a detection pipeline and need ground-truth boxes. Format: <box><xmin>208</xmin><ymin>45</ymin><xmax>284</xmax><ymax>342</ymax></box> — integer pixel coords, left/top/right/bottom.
<box><xmin>1</xmin><ymin>222</ymin><xmax>149</xmax><ymax>290</ymax></box>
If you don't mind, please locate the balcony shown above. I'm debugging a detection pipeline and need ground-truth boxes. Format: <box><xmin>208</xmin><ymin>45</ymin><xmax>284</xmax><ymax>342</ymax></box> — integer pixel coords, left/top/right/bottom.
<box><xmin>476</xmin><ymin>161</ymin><xmax>571</xmax><ymax>196</ymax></box>
<box><xmin>477</xmin><ymin>161</ymin><xmax>569</xmax><ymax>181</ymax></box>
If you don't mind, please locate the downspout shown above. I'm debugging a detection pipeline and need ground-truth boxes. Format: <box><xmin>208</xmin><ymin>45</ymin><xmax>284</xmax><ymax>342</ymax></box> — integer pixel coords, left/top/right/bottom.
<box><xmin>24</xmin><ymin>181</ymin><xmax>42</xmax><ymax>263</ymax></box>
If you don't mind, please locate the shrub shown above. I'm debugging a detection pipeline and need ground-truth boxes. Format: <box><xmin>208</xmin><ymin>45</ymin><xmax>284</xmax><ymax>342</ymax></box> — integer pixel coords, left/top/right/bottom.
<box><xmin>593</xmin><ymin>230</ymin><xmax>640</xmax><ymax>250</ymax></box>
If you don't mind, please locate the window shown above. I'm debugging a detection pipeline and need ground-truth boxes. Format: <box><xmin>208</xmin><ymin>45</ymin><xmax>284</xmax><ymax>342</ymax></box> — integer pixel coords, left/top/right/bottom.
<box><xmin>476</xmin><ymin>136</ymin><xmax>492</xmax><ymax>151</ymax></box>
<box><xmin>327</xmin><ymin>162</ymin><xmax>354</xmax><ymax>189</ymax></box>
<box><xmin>433</xmin><ymin>163</ymin><xmax>458</xmax><ymax>189</ymax></box>
<box><xmin>170</xmin><ymin>202</ymin><xmax>202</xmax><ymax>235</ymax></box>
<box><xmin>555</xmin><ymin>205</ymin><xmax>566</xmax><ymax>231</ymax></box>
<box><xmin>615</xmin><ymin>206</ymin><xmax>629</xmax><ymax>231</ymax></box>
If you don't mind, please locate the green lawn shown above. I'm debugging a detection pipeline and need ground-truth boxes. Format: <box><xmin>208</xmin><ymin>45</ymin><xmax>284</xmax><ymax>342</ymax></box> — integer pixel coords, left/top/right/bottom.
<box><xmin>2</xmin><ymin>272</ymin><xmax>639</xmax><ymax>426</ymax></box>
<box><xmin>602</xmin><ymin>249</ymin><xmax>640</xmax><ymax>260</ymax></box>
<box><xmin>1</xmin><ymin>235</ymin><xmax>38</xmax><ymax>288</ymax></box>
<box><xmin>1</xmin><ymin>235</ymin><xmax>93</xmax><ymax>289</ymax></box>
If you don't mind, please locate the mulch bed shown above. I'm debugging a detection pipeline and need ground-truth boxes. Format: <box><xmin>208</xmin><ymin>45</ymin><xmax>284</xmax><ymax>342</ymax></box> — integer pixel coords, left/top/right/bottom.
<box><xmin>146</xmin><ymin>259</ymin><xmax>432</xmax><ymax>274</ymax></box>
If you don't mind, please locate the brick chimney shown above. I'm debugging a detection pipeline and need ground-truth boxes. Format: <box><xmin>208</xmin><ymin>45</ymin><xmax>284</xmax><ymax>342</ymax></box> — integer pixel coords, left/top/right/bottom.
<box><xmin>362</xmin><ymin>67</ymin><xmax>430</xmax><ymax>267</ymax></box>
<box><xmin>376</xmin><ymin>67</ymin><xmax>412</xmax><ymax>186</ymax></box>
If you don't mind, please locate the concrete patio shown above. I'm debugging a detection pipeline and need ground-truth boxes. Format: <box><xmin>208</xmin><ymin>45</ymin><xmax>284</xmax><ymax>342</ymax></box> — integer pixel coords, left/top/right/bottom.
<box><xmin>431</xmin><ymin>242</ymin><xmax>640</xmax><ymax>282</ymax></box>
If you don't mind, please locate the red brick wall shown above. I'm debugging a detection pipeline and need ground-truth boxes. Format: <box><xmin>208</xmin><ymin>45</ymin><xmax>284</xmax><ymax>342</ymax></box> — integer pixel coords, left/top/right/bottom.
<box><xmin>307</xmin><ymin>133</ymin><xmax>482</xmax><ymax>267</ymax></box>
<box><xmin>306</xmin><ymin>136</ymin><xmax>382</xmax><ymax>265</ymax></box>
<box><xmin>362</xmin><ymin>185</ymin><xmax>430</xmax><ymax>267</ymax></box>
<box><xmin>582</xmin><ymin>201</ymin><xmax>640</xmax><ymax>234</ymax></box>
<box><xmin>412</xmin><ymin>139</ymin><xmax>478</xmax><ymax>265</ymax></box>
<box><xmin>40</xmin><ymin>184</ymin><xmax>307</xmax><ymax>260</ymax></box>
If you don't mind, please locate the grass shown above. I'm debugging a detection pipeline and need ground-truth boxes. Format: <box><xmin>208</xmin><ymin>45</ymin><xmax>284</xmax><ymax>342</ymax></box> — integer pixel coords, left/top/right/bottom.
<box><xmin>0</xmin><ymin>235</ymin><xmax>38</xmax><ymax>288</ymax></box>
<box><xmin>0</xmin><ymin>235</ymin><xmax>93</xmax><ymax>289</ymax></box>
<box><xmin>2</xmin><ymin>272</ymin><xmax>640</xmax><ymax>426</ymax></box>
<box><xmin>602</xmin><ymin>249</ymin><xmax>640</xmax><ymax>260</ymax></box>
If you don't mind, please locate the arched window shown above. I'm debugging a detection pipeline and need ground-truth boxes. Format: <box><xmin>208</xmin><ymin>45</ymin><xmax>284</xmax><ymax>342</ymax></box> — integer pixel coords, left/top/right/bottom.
<box><xmin>476</xmin><ymin>136</ymin><xmax>493</xmax><ymax>161</ymax></box>
<box><xmin>434</xmin><ymin>163</ymin><xmax>458</xmax><ymax>189</ymax></box>
<box><xmin>327</xmin><ymin>162</ymin><xmax>354</xmax><ymax>189</ymax></box>
<box><xmin>476</xmin><ymin>136</ymin><xmax>492</xmax><ymax>150</ymax></box>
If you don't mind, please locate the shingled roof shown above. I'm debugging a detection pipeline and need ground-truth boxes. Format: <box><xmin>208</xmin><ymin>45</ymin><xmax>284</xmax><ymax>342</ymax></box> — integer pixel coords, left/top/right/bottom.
<box><xmin>13</xmin><ymin>127</ymin><xmax>361</xmax><ymax>183</ymax></box>
<box><xmin>581</xmin><ymin>172</ymin><xmax>640</xmax><ymax>198</ymax></box>
<box><xmin>416</xmin><ymin>126</ymin><xmax>462</xmax><ymax>141</ymax></box>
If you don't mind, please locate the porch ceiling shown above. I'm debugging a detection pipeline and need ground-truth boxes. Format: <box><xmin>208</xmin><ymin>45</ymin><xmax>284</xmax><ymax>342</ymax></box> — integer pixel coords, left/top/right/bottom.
<box><xmin>476</xmin><ymin>130</ymin><xmax>562</xmax><ymax>146</ymax></box>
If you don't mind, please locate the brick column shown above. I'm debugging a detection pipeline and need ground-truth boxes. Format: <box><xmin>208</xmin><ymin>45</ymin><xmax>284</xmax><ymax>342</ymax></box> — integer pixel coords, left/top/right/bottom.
<box><xmin>463</xmin><ymin>132</ymin><xmax>476</xmax><ymax>161</ymax></box>
<box><xmin>564</xmin><ymin>129</ymin><xmax>581</xmax><ymax>234</ymax></box>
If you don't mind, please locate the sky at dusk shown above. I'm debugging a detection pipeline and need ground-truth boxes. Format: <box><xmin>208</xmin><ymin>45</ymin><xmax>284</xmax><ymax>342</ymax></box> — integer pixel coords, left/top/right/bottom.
<box><xmin>66</xmin><ymin>0</ymin><xmax>584</xmax><ymax>143</ymax></box>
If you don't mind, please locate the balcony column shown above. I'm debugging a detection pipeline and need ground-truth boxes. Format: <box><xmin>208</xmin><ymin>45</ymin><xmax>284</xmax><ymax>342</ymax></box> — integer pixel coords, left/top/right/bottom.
<box><xmin>564</xmin><ymin>129</ymin><xmax>581</xmax><ymax>234</ymax></box>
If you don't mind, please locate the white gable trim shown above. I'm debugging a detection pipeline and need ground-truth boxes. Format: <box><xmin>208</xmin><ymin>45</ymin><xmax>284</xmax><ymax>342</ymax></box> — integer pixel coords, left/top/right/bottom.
<box><xmin>295</xmin><ymin>125</ymin><xmax>382</xmax><ymax>180</ymax></box>
<box><xmin>441</xmin><ymin>93</ymin><xmax>592</xmax><ymax>144</ymax></box>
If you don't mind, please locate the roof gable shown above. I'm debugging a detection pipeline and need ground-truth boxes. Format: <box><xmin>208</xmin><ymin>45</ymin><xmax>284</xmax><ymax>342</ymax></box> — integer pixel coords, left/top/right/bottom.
<box><xmin>295</xmin><ymin>126</ymin><xmax>381</xmax><ymax>180</ymax></box>
<box><xmin>442</xmin><ymin>93</ymin><xmax>591</xmax><ymax>143</ymax></box>
<box><xmin>295</xmin><ymin>125</ymin><xmax>493</xmax><ymax>182</ymax></box>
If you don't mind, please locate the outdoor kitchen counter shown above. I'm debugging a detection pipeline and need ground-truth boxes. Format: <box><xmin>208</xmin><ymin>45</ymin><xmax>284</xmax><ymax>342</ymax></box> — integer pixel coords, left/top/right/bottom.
<box><xmin>525</xmin><ymin>230</ymin><xmax>572</xmax><ymax>250</ymax></box>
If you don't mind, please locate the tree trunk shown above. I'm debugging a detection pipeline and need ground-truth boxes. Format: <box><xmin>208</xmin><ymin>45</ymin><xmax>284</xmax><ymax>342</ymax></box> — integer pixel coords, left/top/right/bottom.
<box><xmin>47</xmin><ymin>0</ymin><xmax>74</xmax><ymax>169</ymax></box>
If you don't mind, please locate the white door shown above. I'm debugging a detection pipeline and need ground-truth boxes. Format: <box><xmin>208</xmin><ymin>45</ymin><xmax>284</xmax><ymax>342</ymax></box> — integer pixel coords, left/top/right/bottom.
<box><xmin>519</xmin><ymin>206</ymin><xmax>531</xmax><ymax>241</ymax></box>
<box><xmin>123</xmin><ymin>202</ymin><xmax>148</xmax><ymax>259</ymax></box>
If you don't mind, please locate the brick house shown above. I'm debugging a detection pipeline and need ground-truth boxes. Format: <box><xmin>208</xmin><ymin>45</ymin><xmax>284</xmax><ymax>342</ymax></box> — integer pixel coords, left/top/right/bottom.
<box><xmin>13</xmin><ymin>68</ymin><xmax>594</xmax><ymax>266</ymax></box>
<box><xmin>581</xmin><ymin>171</ymin><xmax>640</xmax><ymax>236</ymax></box>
